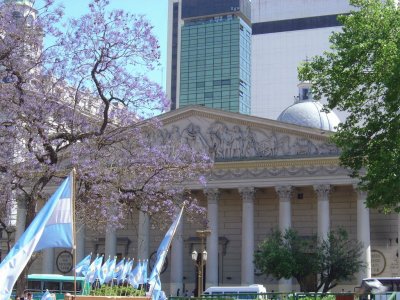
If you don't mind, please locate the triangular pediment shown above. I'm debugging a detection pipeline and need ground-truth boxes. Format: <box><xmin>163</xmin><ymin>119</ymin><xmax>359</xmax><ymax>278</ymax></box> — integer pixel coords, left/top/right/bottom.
<box><xmin>157</xmin><ymin>106</ymin><xmax>339</xmax><ymax>162</ymax></box>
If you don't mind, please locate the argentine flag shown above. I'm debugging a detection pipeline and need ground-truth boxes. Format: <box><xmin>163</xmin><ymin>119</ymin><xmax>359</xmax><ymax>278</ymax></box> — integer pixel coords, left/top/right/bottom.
<box><xmin>128</xmin><ymin>260</ymin><xmax>148</xmax><ymax>288</ymax></box>
<box><xmin>148</xmin><ymin>206</ymin><xmax>184</xmax><ymax>300</ymax></box>
<box><xmin>0</xmin><ymin>173</ymin><xmax>74</xmax><ymax>300</ymax></box>
<box><xmin>75</xmin><ymin>253</ymin><xmax>92</xmax><ymax>276</ymax></box>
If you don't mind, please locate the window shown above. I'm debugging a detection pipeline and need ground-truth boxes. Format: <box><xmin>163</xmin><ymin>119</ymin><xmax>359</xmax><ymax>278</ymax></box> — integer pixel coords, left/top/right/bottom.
<box><xmin>27</xmin><ymin>280</ymin><xmax>42</xmax><ymax>291</ymax></box>
<box><xmin>213</xmin><ymin>80</ymin><xmax>221</xmax><ymax>86</ymax></box>
<box><xmin>43</xmin><ymin>281</ymin><xmax>60</xmax><ymax>292</ymax></box>
<box><xmin>205</xmin><ymin>92</ymin><xmax>213</xmax><ymax>99</ymax></box>
<box><xmin>62</xmin><ymin>281</ymin><xmax>82</xmax><ymax>292</ymax></box>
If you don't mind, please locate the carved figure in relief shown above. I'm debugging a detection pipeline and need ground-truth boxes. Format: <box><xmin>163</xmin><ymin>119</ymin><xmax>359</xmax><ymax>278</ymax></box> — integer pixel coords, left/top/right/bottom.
<box><xmin>208</xmin><ymin>122</ymin><xmax>225</xmax><ymax>158</ymax></box>
<box><xmin>182</xmin><ymin>123</ymin><xmax>207</xmax><ymax>152</ymax></box>
<box><xmin>170</xmin><ymin>126</ymin><xmax>181</xmax><ymax>142</ymax></box>
<box><xmin>231</xmin><ymin>125</ymin><xmax>243</xmax><ymax>158</ymax></box>
<box><xmin>276</xmin><ymin>135</ymin><xmax>290</xmax><ymax>156</ymax></box>
<box><xmin>221</xmin><ymin>126</ymin><xmax>234</xmax><ymax>158</ymax></box>
<box><xmin>293</xmin><ymin>137</ymin><xmax>318</xmax><ymax>155</ymax></box>
<box><xmin>243</xmin><ymin>127</ymin><xmax>257</xmax><ymax>157</ymax></box>
<box><xmin>319</xmin><ymin>142</ymin><xmax>339</xmax><ymax>155</ymax></box>
<box><xmin>257</xmin><ymin>134</ymin><xmax>277</xmax><ymax>157</ymax></box>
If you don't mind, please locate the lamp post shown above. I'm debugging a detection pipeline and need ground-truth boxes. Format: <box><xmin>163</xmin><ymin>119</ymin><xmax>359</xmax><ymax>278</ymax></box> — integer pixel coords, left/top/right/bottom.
<box><xmin>192</xmin><ymin>229</ymin><xmax>211</xmax><ymax>297</ymax></box>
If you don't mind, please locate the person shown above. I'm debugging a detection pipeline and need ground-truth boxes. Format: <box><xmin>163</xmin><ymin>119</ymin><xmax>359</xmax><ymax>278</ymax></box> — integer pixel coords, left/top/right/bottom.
<box><xmin>26</xmin><ymin>293</ymin><xmax>32</xmax><ymax>300</ymax></box>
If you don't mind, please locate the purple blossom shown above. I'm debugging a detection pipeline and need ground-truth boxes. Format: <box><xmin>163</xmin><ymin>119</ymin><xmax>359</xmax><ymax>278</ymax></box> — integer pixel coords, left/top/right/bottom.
<box><xmin>0</xmin><ymin>0</ymin><xmax>212</xmax><ymax>232</ymax></box>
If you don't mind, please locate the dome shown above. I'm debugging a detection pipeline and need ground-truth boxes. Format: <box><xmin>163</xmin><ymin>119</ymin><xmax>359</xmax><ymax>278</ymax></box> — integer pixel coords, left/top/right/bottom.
<box><xmin>278</xmin><ymin>101</ymin><xmax>340</xmax><ymax>131</ymax></box>
<box><xmin>277</xmin><ymin>82</ymin><xmax>341</xmax><ymax>131</ymax></box>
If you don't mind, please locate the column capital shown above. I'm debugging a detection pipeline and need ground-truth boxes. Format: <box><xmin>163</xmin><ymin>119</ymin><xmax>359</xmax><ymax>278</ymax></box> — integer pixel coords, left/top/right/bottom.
<box><xmin>239</xmin><ymin>187</ymin><xmax>255</xmax><ymax>203</ymax></box>
<box><xmin>204</xmin><ymin>188</ymin><xmax>219</xmax><ymax>204</ymax></box>
<box><xmin>275</xmin><ymin>185</ymin><xmax>293</xmax><ymax>202</ymax></box>
<box><xmin>353</xmin><ymin>184</ymin><xmax>368</xmax><ymax>199</ymax></box>
<box><xmin>313</xmin><ymin>184</ymin><xmax>331</xmax><ymax>200</ymax></box>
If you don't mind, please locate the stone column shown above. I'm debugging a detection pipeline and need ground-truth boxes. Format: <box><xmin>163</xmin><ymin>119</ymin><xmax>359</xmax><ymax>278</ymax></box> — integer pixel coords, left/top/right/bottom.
<box><xmin>42</xmin><ymin>248</ymin><xmax>54</xmax><ymax>273</ymax></box>
<box><xmin>105</xmin><ymin>226</ymin><xmax>117</xmax><ymax>258</ymax></box>
<box><xmin>138</xmin><ymin>210</ymin><xmax>149</xmax><ymax>260</ymax></box>
<box><xmin>15</xmin><ymin>196</ymin><xmax>27</xmax><ymax>241</ymax></box>
<box><xmin>205</xmin><ymin>188</ymin><xmax>219</xmax><ymax>288</ymax></box>
<box><xmin>171</xmin><ymin>207</ymin><xmax>184</xmax><ymax>296</ymax></box>
<box><xmin>275</xmin><ymin>186</ymin><xmax>293</xmax><ymax>292</ymax></box>
<box><xmin>76</xmin><ymin>222</ymin><xmax>86</xmax><ymax>263</ymax></box>
<box><xmin>239</xmin><ymin>187</ymin><xmax>255</xmax><ymax>285</ymax></box>
<box><xmin>314</xmin><ymin>184</ymin><xmax>331</xmax><ymax>240</ymax></box>
<box><xmin>355</xmin><ymin>187</ymin><xmax>371</xmax><ymax>281</ymax></box>
<box><xmin>276</xmin><ymin>186</ymin><xmax>293</xmax><ymax>231</ymax></box>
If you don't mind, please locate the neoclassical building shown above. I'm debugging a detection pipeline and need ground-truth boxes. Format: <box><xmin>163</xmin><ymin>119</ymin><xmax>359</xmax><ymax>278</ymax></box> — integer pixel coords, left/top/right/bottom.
<box><xmin>12</xmin><ymin>104</ymin><xmax>400</xmax><ymax>295</ymax></box>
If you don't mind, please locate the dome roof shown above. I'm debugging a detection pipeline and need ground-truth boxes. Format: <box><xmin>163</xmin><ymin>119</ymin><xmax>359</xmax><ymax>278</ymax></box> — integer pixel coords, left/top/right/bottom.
<box><xmin>277</xmin><ymin>81</ymin><xmax>340</xmax><ymax>131</ymax></box>
<box><xmin>277</xmin><ymin>101</ymin><xmax>340</xmax><ymax>132</ymax></box>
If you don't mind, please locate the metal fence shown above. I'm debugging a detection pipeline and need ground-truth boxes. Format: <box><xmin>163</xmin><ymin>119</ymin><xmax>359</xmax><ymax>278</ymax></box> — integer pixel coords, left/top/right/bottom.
<box><xmin>170</xmin><ymin>291</ymin><xmax>399</xmax><ymax>300</ymax></box>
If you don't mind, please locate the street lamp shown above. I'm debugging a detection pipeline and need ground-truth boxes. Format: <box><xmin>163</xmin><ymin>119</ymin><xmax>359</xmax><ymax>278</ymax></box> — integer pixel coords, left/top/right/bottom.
<box><xmin>192</xmin><ymin>229</ymin><xmax>211</xmax><ymax>297</ymax></box>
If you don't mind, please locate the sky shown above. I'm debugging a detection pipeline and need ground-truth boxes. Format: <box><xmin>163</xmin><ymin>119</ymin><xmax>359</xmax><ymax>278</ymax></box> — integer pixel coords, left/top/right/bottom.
<box><xmin>39</xmin><ymin>0</ymin><xmax>169</xmax><ymax>89</ymax></box>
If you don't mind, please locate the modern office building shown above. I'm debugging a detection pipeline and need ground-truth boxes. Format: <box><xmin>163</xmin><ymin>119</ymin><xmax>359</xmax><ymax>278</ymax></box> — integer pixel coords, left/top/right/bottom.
<box><xmin>167</xmin><ymin>0</ymin><xmax>252</xmax><ymax>114</ymax></box>
<box><xmin>251</xmin><ymin>0</ymin><xmax>353</xmax><ymax>120</ymax></box>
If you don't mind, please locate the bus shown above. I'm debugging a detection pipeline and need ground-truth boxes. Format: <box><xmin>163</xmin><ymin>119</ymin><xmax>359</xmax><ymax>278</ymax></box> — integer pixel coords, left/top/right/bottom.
<box><xmin>356</xmin><ymin>277</ymin><xmax>400</xmax><ymax>300</ymax></box>
<box><xmin>203</xmin><ymin>284</ymin><xmax>268</xmax><ymax>300</ymax></box>
<box><xmin>26</xmin><ymin>274</ymin><xmax>90</xmax><ymax>300</ymax></box>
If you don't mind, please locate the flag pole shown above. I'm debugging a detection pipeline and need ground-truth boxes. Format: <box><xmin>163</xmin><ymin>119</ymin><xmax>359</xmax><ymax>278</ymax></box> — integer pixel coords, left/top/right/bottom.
<box><xmin>72</xmin><ymin>168</ymin><xmax>77</xmax><ymax>298</ymax></box>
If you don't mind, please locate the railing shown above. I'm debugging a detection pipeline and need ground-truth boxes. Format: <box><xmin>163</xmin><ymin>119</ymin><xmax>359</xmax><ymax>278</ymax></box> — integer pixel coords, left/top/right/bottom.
<box><xmin>170</xmin><ymin>292</ymin><xmax>399</xmax><ymax>300</ymax></box>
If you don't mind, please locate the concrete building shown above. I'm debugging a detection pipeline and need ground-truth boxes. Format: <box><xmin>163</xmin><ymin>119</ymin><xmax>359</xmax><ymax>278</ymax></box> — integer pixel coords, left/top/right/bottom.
<box><xmin>251</xmin><ymin>0</ymin><xmax>353</xmax><ymax>120</ymax></box>
<box><xmin>19</xmin><ymin>105</ymin><xmax>400</xmax><ymax>295</ymax></box>
<box><xmin>166</xmin><ymin>0</ymin><xmax>252</xmax><ymax>114</ymax></box>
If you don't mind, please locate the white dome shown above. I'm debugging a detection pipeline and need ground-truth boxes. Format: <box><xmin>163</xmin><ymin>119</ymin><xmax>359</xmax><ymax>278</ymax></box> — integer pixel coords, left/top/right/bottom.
<box><xmin>277</xmin><ymin>100</ymin><xmax>340</xmax><ymax>132</ymax></box>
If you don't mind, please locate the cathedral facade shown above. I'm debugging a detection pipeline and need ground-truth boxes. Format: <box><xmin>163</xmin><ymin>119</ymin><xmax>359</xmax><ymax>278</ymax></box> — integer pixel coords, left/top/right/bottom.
<box><xmin>20</xmin><ymin>105</ymin><xmax>400</xmax><ymax>295</ymax></box>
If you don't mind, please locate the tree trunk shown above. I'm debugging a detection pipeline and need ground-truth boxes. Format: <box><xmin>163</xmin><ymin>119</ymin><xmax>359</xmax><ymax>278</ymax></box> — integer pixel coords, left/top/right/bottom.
<box><xmin>15</xmin><ymin>266</ymin><xmax>28</xmax><ymax>297</ymax></box>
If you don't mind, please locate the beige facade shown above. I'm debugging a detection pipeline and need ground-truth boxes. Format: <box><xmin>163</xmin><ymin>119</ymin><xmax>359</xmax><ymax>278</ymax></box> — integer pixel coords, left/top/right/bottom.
<box><xmin>12</xmin><ymin>106</ymin><xmax>400</xmax><ymax>294</ymax></box>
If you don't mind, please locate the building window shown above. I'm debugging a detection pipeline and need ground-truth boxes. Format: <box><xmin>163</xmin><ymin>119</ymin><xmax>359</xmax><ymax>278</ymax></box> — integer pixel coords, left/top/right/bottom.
<box><xmin>213</xmin><ymin>80</ymin><xmax>221</xmax><ymax>86</ymax></box>
<box><xmin>205</xmin><ymin>92</ymin><xmax>213</xmax><ymax>99</ymax></box>
<box><xmin>196</xmin><ymin>82</ymin><xmax>205</xmax><ymax>88</ymax></box>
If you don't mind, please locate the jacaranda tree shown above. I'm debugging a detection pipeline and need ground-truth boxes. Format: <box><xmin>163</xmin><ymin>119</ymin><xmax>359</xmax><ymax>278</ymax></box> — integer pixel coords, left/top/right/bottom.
<box><xmin>0</xmin><ymin>0</ymin><xmax>211</xmax><ymax>278</ymax></box>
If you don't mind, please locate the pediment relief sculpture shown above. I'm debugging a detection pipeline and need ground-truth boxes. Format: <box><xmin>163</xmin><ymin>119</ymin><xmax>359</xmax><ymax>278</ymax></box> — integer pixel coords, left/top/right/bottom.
<box><xmin>155</xmin><ymin>120</ymin><xmax>339</xmax><ymax>161</ymax></box>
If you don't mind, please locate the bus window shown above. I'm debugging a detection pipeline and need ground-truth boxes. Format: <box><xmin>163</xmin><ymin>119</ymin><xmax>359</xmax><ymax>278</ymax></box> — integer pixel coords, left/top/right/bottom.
<box><xmin>238</xmin><ymin>292</ymin><xmax>257</xmax><ymax>299</ymax></box>
<box><xmin>27</xmin><ymin>280</ymin><xmax>41</xmax><ymax>291</ymax></box>
<box><xmin>62</xmin><ymin>281</ymin><xmax>82</xmax><ymax>293</ymax></box>
<box><xmin>43</xmin><ymin>281</ymin><xmax>60</xmax><ymax>292</ymax></box>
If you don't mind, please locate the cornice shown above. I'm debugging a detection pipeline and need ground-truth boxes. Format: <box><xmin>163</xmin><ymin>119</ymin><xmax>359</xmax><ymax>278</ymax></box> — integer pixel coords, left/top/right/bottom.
<box><xmin>214</xmin><ymin>156</ymin><xmax>340</xmax><ymax>170</ymax></box>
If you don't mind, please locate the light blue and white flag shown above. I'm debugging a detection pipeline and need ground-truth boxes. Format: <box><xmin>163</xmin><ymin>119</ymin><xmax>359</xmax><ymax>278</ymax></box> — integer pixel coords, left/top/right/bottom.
<box><xmin>149</xmin><ymin>206</ymin><xmax>183</xmax><ymax>280</ymax></box>
<box><xmin>85</xmin><ymin>255</ymin><xmax>103</xmax><ymax>284</ymax></box>
<box><xmin>0</xmin><ymin>173</ymin><xmax>74</xmax><ymax>300</ymax></box>
<box><xmin>150</xmin><ymin>273</ymin><xmax>162</xmax><ymax>300</ymax></box>
<box><xmin>98</xmin><ymin>256</ymin><xmax>111</xmax><ymax>285</ymax></box>
<box><xmin>41</xmin><ymin>290</ymin><xmax>53</xmax><ymax>300</ymax></box>
<box><xmin>119</xmin><ymin>258</ymin><xmax>133</xmax><ymax>283</ymax></box>
<box><xmin>113</xmin><ymin>258</ymin><xmax>125</xmax><ymax>280</ymax></box>
<box><xmin>149</xmin><ymin>206</ymin><xmax>184</xmax><ymax>299</ymax></box>
<box><xmin>75</xmin><ymin>253</ymin><xmax>92</xmax><ymax>276</ymax></box>
<box><xmin>128</xmin><ymin>260</ymin><xmax>148</xmax><ymax>288</ymax></box>
<box><xmin>104</xmin><ymin>256</ymin><xmax>116</xmax><ymax>284</ymax></box>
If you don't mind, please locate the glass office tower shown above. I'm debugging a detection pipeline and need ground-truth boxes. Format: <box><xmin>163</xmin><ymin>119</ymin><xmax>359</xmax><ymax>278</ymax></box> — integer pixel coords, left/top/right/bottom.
<box><xmin>167</xmin><ymin>0</ymin><xmax>252</xmax><ymax>114</ymax></box>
